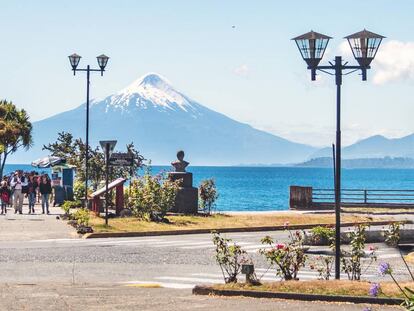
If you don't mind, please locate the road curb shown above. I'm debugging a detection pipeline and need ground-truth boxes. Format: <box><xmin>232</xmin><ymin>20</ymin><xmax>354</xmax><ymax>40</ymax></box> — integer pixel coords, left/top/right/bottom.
<box><xmin>83</xmin><ymin>220</ymin><xmax>410</xmax><ymax>239</ymax></box>
<box><xmin>192</xmin><ymin>285</ymin><xmax>404</xmax><ymax>305</ymax></box>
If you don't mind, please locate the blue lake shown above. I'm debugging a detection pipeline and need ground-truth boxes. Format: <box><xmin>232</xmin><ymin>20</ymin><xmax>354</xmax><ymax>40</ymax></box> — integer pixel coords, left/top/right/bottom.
<box><xmin>6</xmin><ymin>164</ymin><xmax>414</xmax><ymax>211</ymax></box>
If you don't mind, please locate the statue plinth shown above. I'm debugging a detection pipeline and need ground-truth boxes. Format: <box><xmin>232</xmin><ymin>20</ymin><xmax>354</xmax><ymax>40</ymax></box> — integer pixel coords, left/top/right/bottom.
<box><xmin>169</xmin><ymin>172</ymin><xmax>193</xmax><ymax>188</ymax></box>
<box><xmin>168</xmin><ymin>172</ymin><xmax>198</xmax><ymax>214</ymax></box>
<box><xmin>169</xmin><ymin>150</ymin><xmax>198</xmax><ymax>214</ymax></box>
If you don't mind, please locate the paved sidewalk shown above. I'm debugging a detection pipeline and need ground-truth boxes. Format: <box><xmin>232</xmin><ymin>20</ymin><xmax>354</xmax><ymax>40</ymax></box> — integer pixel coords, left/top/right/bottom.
<box><xmin>0</xmin><ymin>284</ymin><xmax>400</xmax><ymax>311</ymax></box>
<box><xmin>0</xmin><ymin>203</ymin><xmax>78</xmax><ymax>241</ymax></box>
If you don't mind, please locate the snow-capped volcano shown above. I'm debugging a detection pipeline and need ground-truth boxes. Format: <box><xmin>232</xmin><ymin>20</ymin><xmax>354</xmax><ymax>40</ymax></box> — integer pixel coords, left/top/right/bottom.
<box><xmin>100</xmin><ymin>73</ymin><xmax>198</xmax><ymax>114</ymax></box>
<box><xmin>11</xmin><ymin>73</ymin><xmax>317</xmax><ymax>165</ymax></box>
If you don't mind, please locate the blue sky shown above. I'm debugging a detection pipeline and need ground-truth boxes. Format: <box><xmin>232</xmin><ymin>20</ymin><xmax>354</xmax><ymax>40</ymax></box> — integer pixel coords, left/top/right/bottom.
<box><xmin>0</xmin><ymin>1</ymin><xmax>413</xmax><ymax>147</ymax></box>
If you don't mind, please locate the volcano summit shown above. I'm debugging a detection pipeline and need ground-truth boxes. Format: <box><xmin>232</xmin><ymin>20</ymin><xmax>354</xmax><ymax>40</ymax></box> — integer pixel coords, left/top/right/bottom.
<box><xmin>12</xmin><ymin>73</ymin><xmax>316</xmax><ymax>165</ymax></box>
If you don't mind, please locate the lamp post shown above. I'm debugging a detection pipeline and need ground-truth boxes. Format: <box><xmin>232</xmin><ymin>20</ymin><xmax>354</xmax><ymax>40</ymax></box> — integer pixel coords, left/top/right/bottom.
<box><xmin>68</xmin><ymin>54</ymin><xmax>110</xmax><ymax>207</ymax></box>
<box><xmin>100</xmin><ymin>140</ymin><xmax>117</xmax><ymax>226</ymax></box>
<box><xmin>292</xmin><ymin>29</ymin><xmax>384</xmax><ymax>280</ymax></box>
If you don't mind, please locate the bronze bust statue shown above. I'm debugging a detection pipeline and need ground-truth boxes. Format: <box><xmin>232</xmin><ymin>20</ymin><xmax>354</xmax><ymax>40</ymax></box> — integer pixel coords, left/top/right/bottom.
<box><xmin>171</xmin><ymin>150</ymin><xmax>189</xmax><ymax>172</ymax></box>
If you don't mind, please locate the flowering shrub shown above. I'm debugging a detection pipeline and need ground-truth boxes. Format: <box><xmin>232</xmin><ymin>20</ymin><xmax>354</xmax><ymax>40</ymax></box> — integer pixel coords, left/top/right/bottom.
<box><xmin>199</xmin><ymin>178</ymin><xmax>219</xmax><ymax>215</ymax></box>
<box><xmin>384</xmin><ymin>222</ymin><xmax>403</xmax><ymax>247</ymax></box>
<box><xmin>375</xmin><ymin>262</ymin><xmax>414</xmax><ymax>310</ymax></box>
<box><xmin>212</xmin><ymin>231</ymin><xmax>248</xmax><ymax>283</ymax></box>
<box><xmin>129</xmin><ymin>172</ymin><xmax>180</xmax><ymax>221</ymax></box>
<box><xmin>260</xmin><ymin>230</ymin><xmax>307</xmax><ymax>280</ymax></box>
<box><xmin>369</xmin><ymin>283</ymin><xmax>381</xmax><ymax>297</ymax></box>
<box><xmin>341</xmin><ymin>225</ymin><xmax>377</xmax><ymax>280</ymax></box>
<box><xmin>310</xmin><ymin>255</ymin><xmax>334</xmax><ymax>280</ymax></box>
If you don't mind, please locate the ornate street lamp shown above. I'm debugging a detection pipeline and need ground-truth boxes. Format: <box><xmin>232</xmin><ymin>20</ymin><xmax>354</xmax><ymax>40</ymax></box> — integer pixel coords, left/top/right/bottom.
<box><xmin>292</xmin><ymin>31</ymin><xmax>331</xmax><ymax>80</ymax></box>
<box><xmin>68</xmin><ymin>53</ymin><xmax>110</xmax><ymax>207</ymax></box>
<box><xmin>96</xmin><ymin>54</ymin><xmax>110</xmax><ymax>75</ymax></box>
<box><xmin>100</xmin><ymin>140</ymin><xmax>117</xmax><ymax>226</ymax></box>
<box><xmin>293</xmin><ymin>29</ymin><xmax>384</xmax><ymax>280</ymax></box>
<box><xmin>345</xmin><ymin>29</ymin><xmax>385</xmax><ymax>80</ymax></box>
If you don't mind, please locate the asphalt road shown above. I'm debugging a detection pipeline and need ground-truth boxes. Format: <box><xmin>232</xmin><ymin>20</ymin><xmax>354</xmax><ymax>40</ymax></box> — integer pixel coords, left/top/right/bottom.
<box><xmin>0</xmin><ymin>210</ymin><xmax>409</xmax><ymax>310</ymax></box>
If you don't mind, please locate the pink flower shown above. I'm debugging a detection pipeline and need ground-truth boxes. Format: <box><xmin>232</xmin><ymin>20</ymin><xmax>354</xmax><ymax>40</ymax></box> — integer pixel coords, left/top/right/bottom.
<box><xmin>369</xmin><ymin>245</ymin><xmax>375</xmax><ymax>251</ymax></box>
<box><xmin>276</xmin><ymin>243</ymin><xmax>285</xmax><ymax>250</ymax></box>
<box><xmin>284</xmin><ymin>221</ymin><xmax>290</xmax><ymax>227</ymax></box>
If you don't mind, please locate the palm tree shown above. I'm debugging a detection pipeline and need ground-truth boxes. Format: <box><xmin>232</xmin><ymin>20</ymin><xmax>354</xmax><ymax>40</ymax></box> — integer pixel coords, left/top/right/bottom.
<box><xmin>0</xmin><ymin>100</ymin><xmax>33</xmax><ymax>178</ymax></box>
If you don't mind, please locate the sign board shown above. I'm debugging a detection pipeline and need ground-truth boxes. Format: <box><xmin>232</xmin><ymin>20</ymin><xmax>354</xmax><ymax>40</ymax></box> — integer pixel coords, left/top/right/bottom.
<box><xmin>109</xmin><ymin>152</ymin><xmax>134</xmax><ymax>166</ymax></box>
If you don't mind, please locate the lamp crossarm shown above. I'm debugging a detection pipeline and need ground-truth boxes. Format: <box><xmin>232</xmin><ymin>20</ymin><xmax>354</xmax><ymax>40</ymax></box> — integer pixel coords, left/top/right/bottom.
<box><xmin>308</xmin><ymin>63</ymin><xmax>370</xmax><ymax>80</ymax></box>
<box><xmin>73</xmin><ymin>68</ymin><xmax>105</xmax><ymax>72</ymax></box>
<box><xmin>308</xmin><ymin>64</ymin><xmax>370</xmax><ymax>71</ymax></box>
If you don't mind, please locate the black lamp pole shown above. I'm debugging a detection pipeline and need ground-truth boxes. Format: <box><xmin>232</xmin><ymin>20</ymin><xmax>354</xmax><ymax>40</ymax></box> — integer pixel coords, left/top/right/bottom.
<box><xmin>68</xmin><ymin>54</ymin><xmax>110</xmax><ymax>207</ymax></box>
<box><xmin>105</xmin><ymin>142</ymin><xmax>109</xmax><ymax>226</ymax></box>
<box><xmin>293</xmin><ymin>29</ymin><xmax>384</xmax><ymax>280</ymax></box>
<box><xmin>99</xmin><ymin>140</ymin><xmax>117</xmax><ymax>226</ymax></box>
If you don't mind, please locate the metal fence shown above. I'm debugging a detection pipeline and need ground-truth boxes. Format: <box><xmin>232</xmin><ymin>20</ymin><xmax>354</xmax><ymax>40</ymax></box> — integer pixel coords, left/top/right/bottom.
<box><xmin>312</xmin><ymin>188</ymin><xmax>414</xmax><ymax>204</ymax></box>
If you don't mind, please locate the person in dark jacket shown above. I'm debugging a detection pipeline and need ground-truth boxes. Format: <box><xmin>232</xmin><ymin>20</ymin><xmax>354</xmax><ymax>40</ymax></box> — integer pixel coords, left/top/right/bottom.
<box><xmin>0</xmin><ymin>179</ymin><xmax>10</xmax><ymax>214</ymax></box>
<box><xmin>27</xmin><ymin>175</ymin><xmax>38</xmax><ymax>214</ymax></box>
<box><xmin>39</xmin><ymin>174</ymin><xmax>52</xmax><ymax>214</ymax></box>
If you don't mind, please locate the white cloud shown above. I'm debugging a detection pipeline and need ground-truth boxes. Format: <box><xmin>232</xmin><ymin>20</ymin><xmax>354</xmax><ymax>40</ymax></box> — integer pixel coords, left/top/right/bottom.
<box><xmin>338</xmin><ymin>41</ymin><xmax>353</xmax><ymax>57</ymax></box>
<box><xmin>233</xmin><ymin>64</ymin><xmax>250</xmax><ymax>77</ymax></box>
<box><xmin>335</xmin><ymin>40</ymin><xmax>414</xmax><ymax>85</ymax></box>
<box><xmin>371</xmin><ymin>40</ymin><xmax>414</xmax><ymax>84</ymax></box>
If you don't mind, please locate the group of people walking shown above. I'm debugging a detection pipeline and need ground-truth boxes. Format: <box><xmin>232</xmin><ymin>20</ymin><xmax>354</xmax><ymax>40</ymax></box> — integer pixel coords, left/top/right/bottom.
<box><xmin>0</xmin><ymin>170</ymin><xmax>53</xmax><ymax>215</ymax></box>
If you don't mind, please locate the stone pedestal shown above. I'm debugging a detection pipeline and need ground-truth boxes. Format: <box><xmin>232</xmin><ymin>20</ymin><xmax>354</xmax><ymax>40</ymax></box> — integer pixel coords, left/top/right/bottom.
<box><xmin>169</xmin><ymin>172</ymin><xmax>198</xmax><ymax>214</ymax></box>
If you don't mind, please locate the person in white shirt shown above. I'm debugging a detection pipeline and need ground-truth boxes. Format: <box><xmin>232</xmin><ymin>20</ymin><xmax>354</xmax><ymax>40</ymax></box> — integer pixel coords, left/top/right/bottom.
<box><xmin>10</xmin><ymin>170</ymin><xmax>28</xmax><ymax>214</ymax></box>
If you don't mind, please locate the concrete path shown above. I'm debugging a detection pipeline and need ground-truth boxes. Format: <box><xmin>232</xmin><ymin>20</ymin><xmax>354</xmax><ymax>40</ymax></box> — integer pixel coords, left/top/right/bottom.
<box><xmin>0</xmin><ymin>203</ymin><xmax>78</xmax><ymax>241</ymax></box>
<box><xmin>0</xmin><ymin>284</ymin><xmax>400</xmax><ymax>311</ymax></box>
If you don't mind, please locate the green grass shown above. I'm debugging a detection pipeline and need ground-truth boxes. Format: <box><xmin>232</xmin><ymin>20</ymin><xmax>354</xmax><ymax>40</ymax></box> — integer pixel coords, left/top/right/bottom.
<box><xmin>89</xmin><ymin>213</ymin><xmax>382</xmax><ymax>233</ymax></box>
<box><xmin>213</xmin><ymin>280</ymin><xmax>411</xmax><ymax>298</ymax></box>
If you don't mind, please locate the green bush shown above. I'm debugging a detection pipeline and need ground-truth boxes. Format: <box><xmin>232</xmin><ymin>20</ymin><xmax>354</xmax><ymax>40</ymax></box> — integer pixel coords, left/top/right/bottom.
<box><xmin>309</xmin><ymin>226</ymin><xmax>335</xmax><ymax>246</ymax></box>
<box><xmin>129</xmin><ymin>172</ymin><xmax>179</xmax><ymax>221</ymax></box>
<box><xmin>73</xmin><ymin>208</ymin><xmax>90</xmax><ymax>227</ymax></box>
<box><xmin>62</xmin><ymin>200</ymin><xmax>82</xmax><ymax>214</ymax></box>
<box><xmin>199</xmin><ymin>178</ymin><xmax>219</xmax><ymax>214</ymax></box>
<box><xmin>260</xmin><ymin>231</ymin><xmax>307</xmax><ymax>281</ymax></box>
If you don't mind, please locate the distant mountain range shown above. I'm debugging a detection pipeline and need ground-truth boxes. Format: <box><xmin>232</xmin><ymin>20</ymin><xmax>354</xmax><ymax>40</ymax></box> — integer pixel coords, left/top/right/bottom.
<box><xmin>296</xmin><ymin>157</ymin><xmax>414</xmax><ymax>169</ymax></box>
<box><xmin>311</xmin><ymin>134</ymin><xmax>414</xmax><ymax>159</ymax></box>
<box><xmin>10</xmin><ymin>73</ymin><xmax>316</xmax><ymax>165</ymax></box>
<box><xmin>8</xmin><ymin>73</ymin><xmax>414</xmax><ymax>166</ymax></box>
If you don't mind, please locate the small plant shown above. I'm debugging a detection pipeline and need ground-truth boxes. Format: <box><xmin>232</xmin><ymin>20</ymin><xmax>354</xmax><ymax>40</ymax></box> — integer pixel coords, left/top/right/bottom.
<box><xmin>62</xmin><ymin>200</ymin><xmax>82</xmax><ymax>213</ymax></box>
<box><xmin>61</xmin><ymin>202</ymin><xmax>71</xmax><ymax>217</ymax></box>
<box><xmin>384</xmin><ymin>222</ymin><xmax>403</xmax><ymax>247</ymax></box>
<box><xmin>199</xmin><ymin>178</ymin><xmax>219</xmax><ymax>215</ymax></box>
<box><xmin>309</xmin><ymin>226</ymin><xmax>335</xmax><ymax>246</ymax></box>
<box><xmin>310</xmin><ymin>255</ymin><xmax>334</xmax><ymax>280</ymax></box>
<box><xmin>212</xmin><ymin>231</ymin><xmax>247</xmax><ymax>283</ymax></box>
<box><xmin>376</xmin><ymin>262</ymin><xmax>414</xmax><ymax>310</ymax></box>
<box><xmin>341</xmin><ymin>224</ymin><xmax>377</xmax><ymax>280</ymax></box>
<box><xmin>260</xmin><ymin>230</ymin><xmax>307</xmax><ymax>281</ymax></box>
<box><xmin>73</xmin><ymin>208</ymin><xmax>90</xmax><ymax>227</ymax></box>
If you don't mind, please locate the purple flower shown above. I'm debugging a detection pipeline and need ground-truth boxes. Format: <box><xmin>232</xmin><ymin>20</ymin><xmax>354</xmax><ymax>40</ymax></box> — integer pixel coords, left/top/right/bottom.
<box><xmin>378</xmin><ymin>262</ymin><xmax>392</xmax><ymax>276</ymax></box>
<box><xmin>369</xmin><ymin>283</ymin><xmax>381</xmax><ymax>297</ymax></box>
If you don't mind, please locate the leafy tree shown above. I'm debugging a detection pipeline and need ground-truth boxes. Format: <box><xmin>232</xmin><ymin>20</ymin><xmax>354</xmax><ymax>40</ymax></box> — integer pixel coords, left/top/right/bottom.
<box><xmin>199</xmin><ymin>178</ymin><xmax>219</xmax><ymax>214</ymax></box>
<box><xmin>0</xmin><ymin>100</ymin><xmax>33</xmax><ymax>178</ymax></box>
<box><xmin>43</xmin><ymin>132</ymin><xmax>145</xmax><ymax>190</ymax></box>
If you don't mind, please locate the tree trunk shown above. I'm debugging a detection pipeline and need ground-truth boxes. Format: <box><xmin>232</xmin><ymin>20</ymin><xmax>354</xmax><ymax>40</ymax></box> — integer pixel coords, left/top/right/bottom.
<box><xmin>0</xmin><ymin>149</ymin><xmax>8</xmax><ymax>180</ymax></box>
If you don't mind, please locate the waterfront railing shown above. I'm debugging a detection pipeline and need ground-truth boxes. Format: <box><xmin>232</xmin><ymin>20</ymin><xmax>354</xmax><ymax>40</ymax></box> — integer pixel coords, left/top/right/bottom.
<box><xmin>290</xmin><ymin>186</ymin><xmax>414</xmax><ymax>209</ymax></box>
